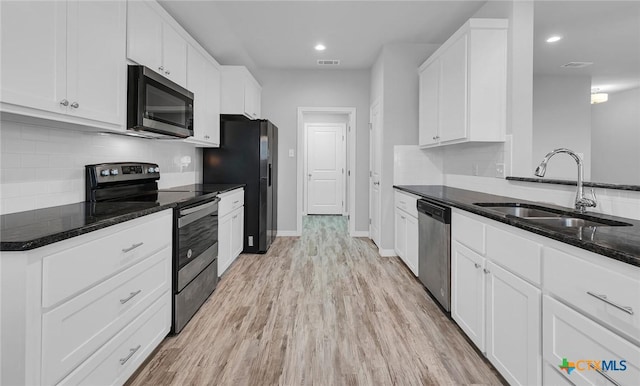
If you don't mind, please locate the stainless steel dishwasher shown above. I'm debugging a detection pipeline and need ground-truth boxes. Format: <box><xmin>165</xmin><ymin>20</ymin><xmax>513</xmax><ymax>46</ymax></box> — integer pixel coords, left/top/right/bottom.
<box><xmin>417</xmin><ymin>199</ymin><xmax>452</xmax><ymax>312</ymax></box>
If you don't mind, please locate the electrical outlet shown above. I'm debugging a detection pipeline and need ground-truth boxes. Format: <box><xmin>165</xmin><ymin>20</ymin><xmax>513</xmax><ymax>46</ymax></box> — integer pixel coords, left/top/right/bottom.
<box><xmin>472</xmin><ymin>164</ymin><xmax>479</xmax><ymax>176</ymax></box>
<box><xmin>495</xmin><ymin>163</ymin><xmax>505</xmax><ymax>178</ymax></box>
<box><xmin>288</xmin><ymin>149</ymin><xmax>295</xmax><ymax>157</ymax></box>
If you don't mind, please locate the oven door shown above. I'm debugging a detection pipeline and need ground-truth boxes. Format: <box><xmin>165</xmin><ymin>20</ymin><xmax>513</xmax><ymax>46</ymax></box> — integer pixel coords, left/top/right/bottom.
<box><xmin>128</xmin><ymin>65</ymin><xmax>194</xmax><ymax>138</ymax></box>
<box><xmin>176</xmin><ymin>198</ymin><xmax>219</xmax><ymax>291</ymax></box>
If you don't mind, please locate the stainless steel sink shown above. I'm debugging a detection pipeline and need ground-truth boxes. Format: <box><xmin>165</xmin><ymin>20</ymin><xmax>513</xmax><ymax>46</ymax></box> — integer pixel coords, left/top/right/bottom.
<box><xmin>473</xmin><ymin>202</ymin><xmax>632</xmax><ymax>228</ymax></box>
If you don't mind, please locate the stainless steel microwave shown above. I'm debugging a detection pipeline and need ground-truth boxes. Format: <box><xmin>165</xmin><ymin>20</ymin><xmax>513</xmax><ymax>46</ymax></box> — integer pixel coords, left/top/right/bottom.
<box><xmin>127</xmin><ymin>65</ymin><xmax>194</xmax><ymax>138</ymax></box>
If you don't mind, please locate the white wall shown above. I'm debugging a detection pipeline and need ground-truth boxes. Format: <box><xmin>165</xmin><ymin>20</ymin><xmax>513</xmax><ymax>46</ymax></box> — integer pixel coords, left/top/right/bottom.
<box><xmin>0</xmin><ymin>119</ymin><xmax>201</xmax><ymax>214</ymax></box>
<box><xmin>256</xmin><ymin>69</ymin><xmax>370</xmax><ymax>233</ymax></box>
<box><xmin>371</xmin><ymin>43</ymin><xmax>437</xmax><ymax>252</ymax></box>
<box><xmin>592</xmin><ymin>87</ymin><xmax>640</xmax><ymax>185</ymax></box>
<box><xmin>533</xmin><ymin>74</ymin><xmax>592</xmax><ymax>179</ymax></box>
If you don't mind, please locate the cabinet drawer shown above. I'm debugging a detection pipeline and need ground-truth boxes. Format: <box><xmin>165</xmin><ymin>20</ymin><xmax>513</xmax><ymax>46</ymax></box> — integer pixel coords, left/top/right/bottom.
<box><xmin>543</xmin><ymin>361</ymin><xmax>575</xmax><ymax>386</ymax></box>
<box><xmin>486</xmin><ymin>224</ymin><xmax>542</xmax><ymax>285</ymax></box>
<box><xmin>543</xmin><ymin>296</ymin><xmax>640</xmax><ymax>386</ymax></box>
<box><xmin>57</xmin><ymin>292</ymin><xmax>171</xmax><ymax>386</ymax></box>
<box><xmin>452</xmin><ymin>211</ymin><xmax>485</xmax><ymax>255</ymax></box>
<box><xmin>394</xmin><ymin>190</ymin><xmax>419</xmax><ymax>218</ymax></box>
<box><xmin>42</xmin><ymin>210</ymin><xmax>171</xmax><ymax>308</ymax></box>
<box><xmin>219</xmin><ymin>188</ymin><xmax>244</xmax><ymax>218</ymax></box>
<box><xmin>42</xmin><ymin>247</ymin><xmax>171</xmax><ymax>385</ymax></box>
<box><xmin>544</xmin><ymin>247</ymin><xmax>640</xmax><ymax>343</ymax></box>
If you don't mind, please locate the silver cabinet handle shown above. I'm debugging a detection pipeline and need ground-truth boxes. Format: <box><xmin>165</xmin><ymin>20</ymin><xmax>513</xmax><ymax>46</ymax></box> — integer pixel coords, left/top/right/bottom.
<box><xmin>119</xmin><ymin>345</ymin><xmax>141</xmax><ymax>365</ymax></box>
<box><xmin>399</xmin><ymin>201</ymin><xmax>406</xmax><ymax>205</ymax></box>
<box><xmin>204</xmin><ymin>135</ymin><xmax>210</xmax><ymax>139</ymax></box>
<box><xmin>474</xmin><ymin>263</ymin><xmax>481</xmax><ymax>269</ymax></box>
<box><xmin>373</xmin><ymin>181</ymin><xmax>380</xmax><ymax>186</ymax></box>
<box><xmin>60</xmin><ymin>99</ymin><xmax>69</xmax><ymax>106</ymax></box>
<box><xmin>589</xmin><ymin>362</ymin><xmax>621</xmax><ymax>386</ymax></box>
<box><xmin>233</xmin><ymin>215</ymin><xmax>238</xmax><ymax>219</ymax></box>
<box><xmin>483</xmin><ymin>268</ymin><xmax>490</xmax><ymax>274</ymax></box>
<box><xmin>120</xmin><ymin>289</ymin><xmax>142</xmax><ymax>304</ymax></box>
<box><xmin>122</xmin><ymin>242</ymin><xmax>144</xmax><ymax>253</ymax></box>
<box><xmin>70</xmin><ymin>102</ymin><xmax>79</xmax><ymax>108</ymax></box>
<box><xmin>158</xmin><ymin>66</ymin><xmax>164</xmax><ymax>71</ymax></box>
<box><xmin>587</xmin><ymin>291</ymin><xmax>634</xmax><ymax>315</ymax></box>
<box><xmin>233</xmin><ymin>200</ymin><xmax>239</xmax><ymax>204</ymax></box>
<box><xmin>165</xmin><ymin>70</ymin><xmax>170</xmax><ymax>75</ymax></box>
<box><xmin>400</xmin><ymin>215</ymin><xmax>406</xmax><ymax>220</ymax></box>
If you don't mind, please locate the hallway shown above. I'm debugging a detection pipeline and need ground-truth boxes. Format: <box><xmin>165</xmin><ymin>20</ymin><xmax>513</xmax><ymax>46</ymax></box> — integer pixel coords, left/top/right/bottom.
<box><xmin>127</xmin><ymin>215</ymin><xmax>503</xmax><ymax>385</ymax></box>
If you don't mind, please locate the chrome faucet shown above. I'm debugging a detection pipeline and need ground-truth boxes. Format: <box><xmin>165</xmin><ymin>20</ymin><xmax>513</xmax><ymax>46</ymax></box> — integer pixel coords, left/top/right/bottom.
<box><xmin>534</xmin><ymin>148</ymin><xmax>597</xmax><ymax>213</ymax></box>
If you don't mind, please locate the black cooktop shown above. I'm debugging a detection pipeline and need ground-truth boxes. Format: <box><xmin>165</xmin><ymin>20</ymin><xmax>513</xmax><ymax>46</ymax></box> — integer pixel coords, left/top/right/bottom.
<box><xmin>110</xmin><ymin>190</ymin><xmax>218</xmax><ymax>208</ymax></box>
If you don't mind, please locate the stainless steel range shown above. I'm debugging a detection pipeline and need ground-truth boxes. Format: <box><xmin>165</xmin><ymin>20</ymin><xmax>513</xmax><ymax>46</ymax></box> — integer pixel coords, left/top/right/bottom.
<box><xmin>85</xmin><ymin>162</ymin><xmax>219</xmax><ymax>334</ymax></box>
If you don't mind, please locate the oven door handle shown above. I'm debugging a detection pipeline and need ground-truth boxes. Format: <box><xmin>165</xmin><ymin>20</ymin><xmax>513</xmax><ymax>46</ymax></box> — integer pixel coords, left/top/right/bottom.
<box><xmin>178</xmin><ymin>198</ymin><xmax>219</xmax><ymax>228</ymax></box>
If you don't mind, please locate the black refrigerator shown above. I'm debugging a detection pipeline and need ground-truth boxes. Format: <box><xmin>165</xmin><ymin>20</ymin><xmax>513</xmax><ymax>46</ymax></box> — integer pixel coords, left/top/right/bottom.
<box><xmin>203</xmin><ymin>116</ymin><xmax>278</xmax><ymax>254</ymax></box>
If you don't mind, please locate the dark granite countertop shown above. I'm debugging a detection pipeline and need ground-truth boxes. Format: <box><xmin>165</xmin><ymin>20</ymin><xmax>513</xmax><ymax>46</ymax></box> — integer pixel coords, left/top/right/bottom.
<box><xmin>0</xmin><ymin>202</ymin><xmax>175</xmax><ymax>252</ymax></box>
<box><xmin>394</xmin><ymin>185</ymin><xmax>640</xmax><ymax>267</ymax></box>
<box><xmin>506</xmin><ymin>176</ymin><xmax>640</xmax><ymax>192</ymax></box>
<box><xmin>167</xmin><ymin>184</ymin><xmax>245</xmax><ymax>194</ymax></box>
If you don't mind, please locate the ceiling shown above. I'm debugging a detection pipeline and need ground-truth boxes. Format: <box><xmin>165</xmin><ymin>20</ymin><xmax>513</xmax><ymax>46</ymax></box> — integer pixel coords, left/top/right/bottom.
<box><xmin>158</xmin><ymin>1</ymin><xmax>486</xmax><ymax>71</ymax></box>
<box><xmin>533</xmin><ymin>1</ymin><xmax>640</xmax><ymax>93</ymax></box>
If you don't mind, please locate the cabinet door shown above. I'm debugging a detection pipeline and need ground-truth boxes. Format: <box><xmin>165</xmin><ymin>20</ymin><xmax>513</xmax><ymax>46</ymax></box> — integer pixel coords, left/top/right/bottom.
<box><xmin>66</xmin><ymin>0</ymin><xmax>126</xmax><ymax>127</ymax></box>
<box><xmin>439</xmin><ymin>34</ymin><xmax>468</xmax><ymax>143</ymax></box>
<box><xmin>451</xmin><ymin>241</ymin><xmax>485</xmax><ymax>351</ymax></box>
<box><xmin>162</xmin><ymin>25</ymin><xmax>188</xmax><ymax>88</ymax></box>
<box><xmin>218</xmin><ymin>214</ymin><xmax>232</xmax><ymax>275</ymax></box>
<box><xmin>1</xmin><ymin>1</ymin><xmax>67</xmax><ymax>113</ymax></box>
<box><xmin>243</xmin><ymin>80</ymin><xmax>260</xmax><ymax>119</ymax></box>
<box><xmin>126</xmin><ymin>1</ymin><xmax>162</xmax><ymax>72</ymax></box>
<box><xmin>231</xmin><ymin>207</ymin><xmax>244</xmax><ymax>259</ymax></box>
<box><xmin>202</xmin><ymin>61</ymin><xmax>221</xmax><ymax>145</ymax></box>
<box><xmin>418</xmin><ymin>61</ymin><xmax>440</xmax><ymax>146</ymax></box>
<box><xmin>394</xmin><ymin>209</ymin><xmax>407</xmax><ymax>261</ymax></box>
<box><xmin>486</xmin><ymin>261</ymin><xmax>541</xmax><ymax>386</ymax></box>
<box><xmin>405</xmin><ymin>214</ymin><xmax>419</xmax><ymax>276</ymax></box>
<box><xmin>187</xmin><ymin>45</ymin><xmax>206</xmax><ymax>141</ymax></box>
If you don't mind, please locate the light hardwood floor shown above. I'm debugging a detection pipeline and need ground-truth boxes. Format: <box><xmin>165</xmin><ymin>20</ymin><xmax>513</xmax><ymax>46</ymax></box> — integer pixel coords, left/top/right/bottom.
<box><xmin>127</xmin><ymin>215</ymin><xmax>505</xmax><ymax>385</ymax></box>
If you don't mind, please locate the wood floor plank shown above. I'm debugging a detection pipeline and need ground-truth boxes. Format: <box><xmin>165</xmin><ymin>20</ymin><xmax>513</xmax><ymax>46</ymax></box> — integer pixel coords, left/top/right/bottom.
<box><xmin>127</xmin><ymin>215</ymin><xmax>505</xmax><ymax>386</ymax></box>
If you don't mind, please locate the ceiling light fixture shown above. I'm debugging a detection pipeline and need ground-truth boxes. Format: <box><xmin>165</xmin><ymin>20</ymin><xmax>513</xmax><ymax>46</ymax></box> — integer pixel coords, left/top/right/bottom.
<box><xmin>546</xmin><ymin>35</ymin><xmax>562</xmax><ymax>43</ymax></box>
<box><xmin>591</xmin><ymin>88</ymin><xmax>608</xmax><ymax>104</ymax></box>
<box><xmin>314</xmin><ymin>44</ymin><xmax>326</xmax><ymax>51</ymax></box>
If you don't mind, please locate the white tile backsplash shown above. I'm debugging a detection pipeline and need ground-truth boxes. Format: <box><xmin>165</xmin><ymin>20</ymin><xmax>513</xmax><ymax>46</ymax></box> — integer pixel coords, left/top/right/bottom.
<box><xmin>394</xmin><ymin>145</ymin><xmax>444</xmax><ymax>185</ymax></box>
<box><xmin>0</xmin><ymin>119</ymin><xmax>202</xmax><ymax>214</ymax></box>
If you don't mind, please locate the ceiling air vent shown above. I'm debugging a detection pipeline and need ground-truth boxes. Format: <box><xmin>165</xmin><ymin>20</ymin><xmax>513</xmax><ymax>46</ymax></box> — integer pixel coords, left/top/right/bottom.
<box><xmin>560</xmin><ymin>61</ymin><xmax>593</xmax><ymax>69</ymax></box>
<box><xmin>317</xmin><ymin>59</ymin><xmax>340</xmax><ymax>66</ymax></box>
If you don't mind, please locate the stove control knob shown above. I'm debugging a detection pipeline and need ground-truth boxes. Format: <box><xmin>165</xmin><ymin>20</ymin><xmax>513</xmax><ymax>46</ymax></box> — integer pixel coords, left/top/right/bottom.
<box><xmin>110</xmin><ymin>169</ymin><xmax>119</xmax><ymax>176</ymax></box>
<box><xmin>100</xmin><ymin>170</ymin><xmax>110</xmax><ymax>177</ymax></box>
<box><xmin>154</xmin><ymin>167</ymin><xmax>160</xmax><ymax>173</ymax></box>
<box><xmin>147</xmin><ymin>167</ymin><xmax>155</xmax><ymax>173</ymax></box>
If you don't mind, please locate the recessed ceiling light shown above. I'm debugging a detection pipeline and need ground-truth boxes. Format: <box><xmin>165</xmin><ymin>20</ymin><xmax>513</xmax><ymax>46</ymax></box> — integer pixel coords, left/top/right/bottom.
<box><xmin>546</xmin><ymin>36</ymin><xmax>562</xmax><ymax>43</ymax></box>
<box><xmin>314</xmin><ymin>44</ymin><xmax>326</xmax><ymax>51</ymax></box>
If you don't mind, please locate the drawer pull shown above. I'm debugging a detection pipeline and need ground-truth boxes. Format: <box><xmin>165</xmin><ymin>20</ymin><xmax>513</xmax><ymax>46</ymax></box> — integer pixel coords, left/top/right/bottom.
<box><xmin>483</xmin><ymin>268</ymin><xmax>490</xmax><ymax>274</ymax></box>
<box><xmin>587</xmin><ymin>291</ymin><xmax>634</xmax><ymax>315</ymax></box>
<box><xmin>474</xmin><ymin>263</ymin><xmax>481</xmax><ymax>269</ymax></box>
<box><xmin>589</xmin><ymin>362</ymin><xmax>621</xmax><ymax>386</ymax></box>
<box><xmin>120</xmin><ymin>290</ymin><xmax>142</xmax><ymax>304</ymax></box>
<box><xmin>119</xmin><ymin>344</ymin><xmax>141</xmax><ymax>365</ymax></box>
<box><xmin>233</xmin><ymin>200</ymin><xmax>239</xmax><ymax>204</ymax></box>
<box><xmin>122</xmin><ymin>242</ymin><xmax>144</xmax><ymax>253</ymax></box>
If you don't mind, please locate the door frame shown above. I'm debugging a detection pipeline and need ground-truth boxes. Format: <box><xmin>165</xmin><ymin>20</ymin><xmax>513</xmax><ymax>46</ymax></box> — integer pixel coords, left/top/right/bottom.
<box><xmin>304</xmin><ymin>122</ymin><xmax>347</xmax><ymax>216</ymax></box>
<box><xmin>369</xmin><ymin>99</ymin><xmax>382</xmax><ymax>248</ymax></box>
<box><xmin>296</xmin><ymin>107</ymin><xmax>357</xmax><ymax>237</ymax></box>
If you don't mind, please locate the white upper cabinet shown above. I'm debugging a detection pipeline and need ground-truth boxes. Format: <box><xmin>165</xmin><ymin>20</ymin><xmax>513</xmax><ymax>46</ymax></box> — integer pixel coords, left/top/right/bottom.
<box><xmin>127</xmin><ymin>0</ymin><xmax>187</xmax><ymax>88</ymax></box>
<box><xmin>1</xmin><ymin>0</ymin><xmax>126</xmax><ymax>131</ymax></box>
<box><xmin>220</xmin><ymin>66</ymin><xmax>262</xmax><ymax>119</ymax></box>
<box><xmin>419</xmin><ymin>18</ymin><xmax>508</xmax><ymax>148</ymax></box>
<box><xmin>186</xmin><ymin>44</ymin><xmax>220</xmax><ymax>147</ymax></box>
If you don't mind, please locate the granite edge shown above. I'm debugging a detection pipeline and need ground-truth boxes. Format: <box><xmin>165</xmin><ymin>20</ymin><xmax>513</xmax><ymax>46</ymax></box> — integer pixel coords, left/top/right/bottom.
<box><xmin>506</xmin><ymin>176</ymin><xmax>640</xmax><ymax>192</ymax></box>
<box><xmin>394</xmin><ymin>185</ymin><xmax>640</xmax><ymax>267</ymax></box>
<box><xmin>0</xmin><ymin>204</ymin><xmax>176</xmax><ymax>252</ymax></box>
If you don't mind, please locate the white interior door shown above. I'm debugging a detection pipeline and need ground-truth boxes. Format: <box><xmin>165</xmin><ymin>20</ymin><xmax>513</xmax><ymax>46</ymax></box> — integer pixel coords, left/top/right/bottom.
<box><xmin>306</xmin><ymin>124</ymin><xmax>345</xmax><ymax>215</ymax></box>
<box><xmin>369</xmin><ymin>103</ymin><xmax>382</xmax><ymax>246</ymax></box>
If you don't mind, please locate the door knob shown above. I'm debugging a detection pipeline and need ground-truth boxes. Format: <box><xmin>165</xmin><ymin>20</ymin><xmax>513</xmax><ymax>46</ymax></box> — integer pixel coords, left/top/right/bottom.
<box><xmin>70</xmin><ymin>102</ymin><xmax>79</xmax><ymax>108</ymax></box>
<box><xmin>60</xmin><ymin>99</ymin><xmax>69</xmax><ymax>106</ymax></box>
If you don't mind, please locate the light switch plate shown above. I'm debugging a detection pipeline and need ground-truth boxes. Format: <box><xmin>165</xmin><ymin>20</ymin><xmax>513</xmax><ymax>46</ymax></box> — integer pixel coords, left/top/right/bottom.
<box><xmin>288</xmin><ymin>149</ymin><xmax>295</xmax><ymax>157</ymax></box>
<box><xmin>495</xmin><ymin>163</ymin><xmax>505</xmax><ymax>178</ymax></box>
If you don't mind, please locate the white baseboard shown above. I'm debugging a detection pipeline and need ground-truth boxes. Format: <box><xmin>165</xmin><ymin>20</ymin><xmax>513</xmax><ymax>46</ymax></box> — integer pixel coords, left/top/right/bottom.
<box><xmin>378</xmin><ymin>248</ymin><xmax>397</xmax><ymax>257</ymax></box>
<box><xmin>351</xmin><ymin>231</ymin><xmax>369</xmax><ymax>237</ymax></box>
<box><xmin>276</xmin><ymin>230</ymin><xmax>301</xmax><ymax>237</ymax></box>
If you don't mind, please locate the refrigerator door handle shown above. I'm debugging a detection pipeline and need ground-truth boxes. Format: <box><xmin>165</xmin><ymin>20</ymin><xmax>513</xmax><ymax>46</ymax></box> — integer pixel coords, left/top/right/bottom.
<box><xmin>268</xmin><ymin>163</ymin><xmax>272</xmax><ymax>187</ymax></box>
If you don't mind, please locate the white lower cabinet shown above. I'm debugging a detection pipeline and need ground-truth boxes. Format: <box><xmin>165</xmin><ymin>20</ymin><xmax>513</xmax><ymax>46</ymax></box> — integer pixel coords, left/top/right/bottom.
<box><xmin>393</xmin><ymin>190</ymin><xmax>419</xmax><ymax>276</ymax></box>
<box><xmin>0</xmin><ymin>209</ymin><xmax>172</xmax><ymax>386</ymax></box>
<box><xmin>543</xmin><ymin>296</ymin><xmax>640</xmax><ymax>386</ymax></box>
<box><xmin>218</xmin><ymin>188</ymin><xmax>245</xmax><ymax>275</ymax></box>
<box><xmin>452</xmin><ymin>208</ymin><xmax>640</xmax><ymax>386</ymax></box>
<box><xmin>452</xmin><ymin>210</ymin><xmax>541</xmax><ymax>385</ymax></box>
